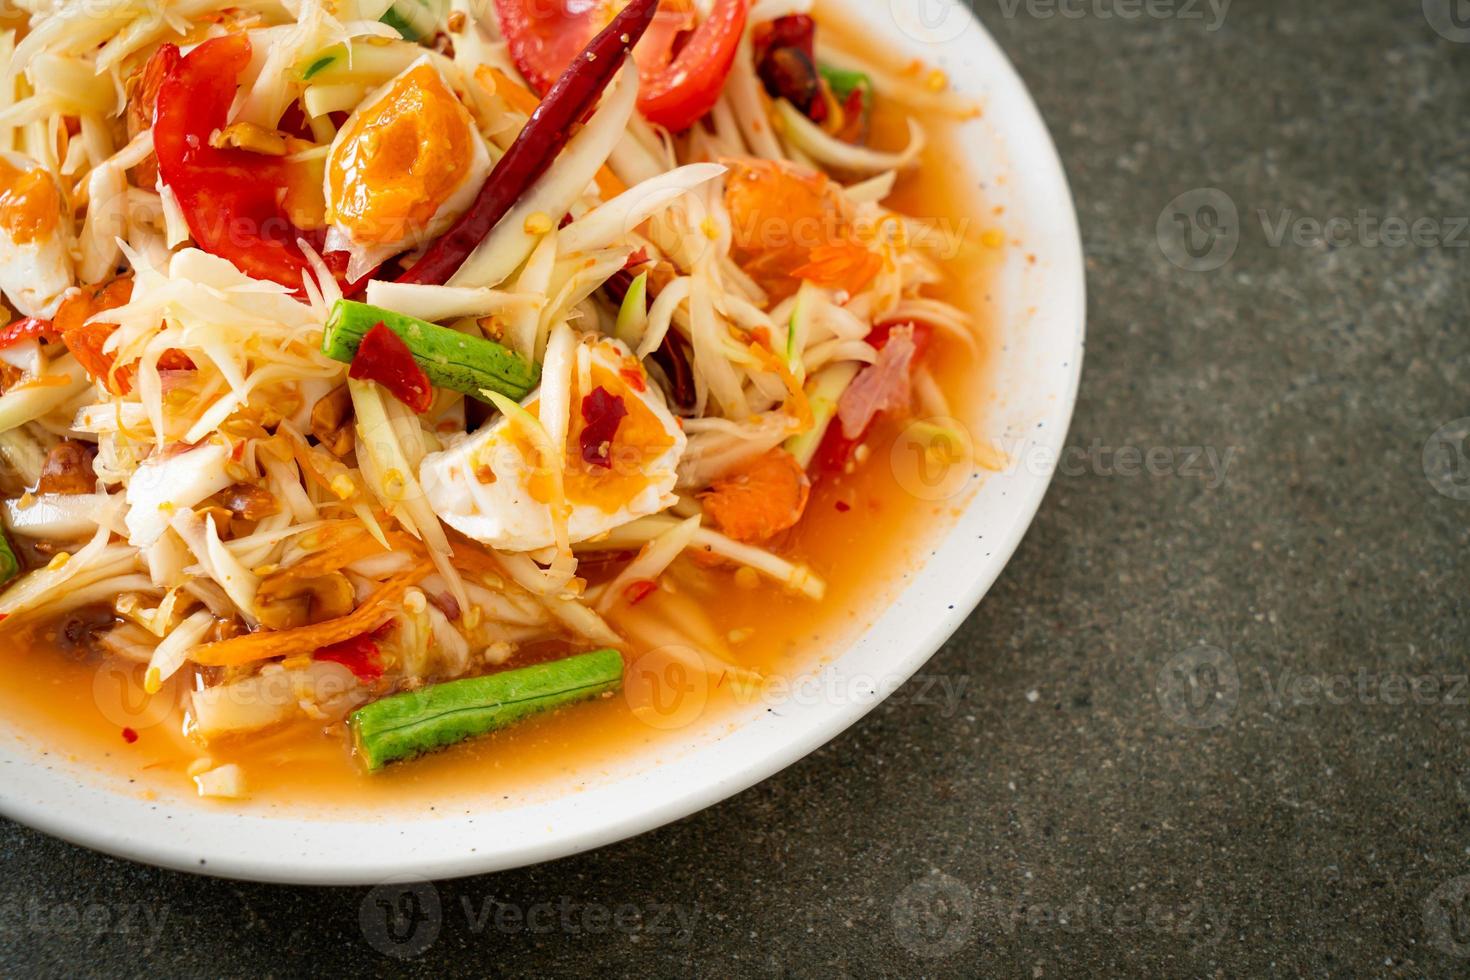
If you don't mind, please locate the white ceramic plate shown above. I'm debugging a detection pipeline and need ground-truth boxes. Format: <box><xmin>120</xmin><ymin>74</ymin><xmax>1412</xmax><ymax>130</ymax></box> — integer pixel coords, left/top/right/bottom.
<box><xmin>0</xmin><ymin>0</ymin><xmax>1085</xmax><ymax>884</ymax></box>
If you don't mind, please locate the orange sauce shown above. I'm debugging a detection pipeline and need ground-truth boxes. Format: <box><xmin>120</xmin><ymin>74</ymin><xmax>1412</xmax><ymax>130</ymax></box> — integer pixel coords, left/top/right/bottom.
<box><xmin>0</xmin><ymin>11</ymin><xmax>1006</xmax><ymax>812</ymax></box>
<box><xmin>0</xmin><ymin>155</ymin><xmax>60</xmax><ymax>244</ymax></box>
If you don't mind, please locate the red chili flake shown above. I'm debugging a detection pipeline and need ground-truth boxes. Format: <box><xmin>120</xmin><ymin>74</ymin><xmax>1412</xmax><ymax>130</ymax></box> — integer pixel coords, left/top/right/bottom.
<box><xmin>835</xmin><ymin>500</ymin><xmax>851</xmax><ymax>512</ymax></box>
<box><xmin>618</xmin><ymin>366</ymin><xmax>646</xmax><ymax>393</ymax></box>
<box><xmin>348</xmin><ymin>323</ymin><xmax>434</xmax><ymax>413</ymax></box>
<box><xmin>121</xmin><ymin>727</ymin><xmax>139</xmax><ymax>744</ymax></box>
<box><xmin>579</xmin><ymin>385</ymin><xmax>628</xmax><ymax>469</ymax></box>
<box><xmin>623</xmin><ymin>247</ymin><xmax>649</xmax><ymax>270</ymax></box>
<box><xmin>623</xmin><ymin>579</ymin><xmax>657</xmax><ymax>605</ymax></box>
<box><xmin>0</xmin><ymin>316</ymin><xmax>58</xmax><ymax>349</ymax></box>
<box><xmin>313</xmin><ymin>623</ymin><xmax>392</xmax><ymax>683</ymax></box>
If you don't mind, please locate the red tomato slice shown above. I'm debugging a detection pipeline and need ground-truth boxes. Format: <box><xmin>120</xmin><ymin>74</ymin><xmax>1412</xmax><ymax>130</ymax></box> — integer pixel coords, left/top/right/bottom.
<box><xmin>152</xmin><ymin>35</ymin><xmax>349</xmax><ymax>291</ymax></box>
<box><xmin>348</xmin><ymin>323</ymin><xmax>434</xmax><ymax>413</ymax></box>
<box><xmin>632</xmin><ymin>0</ymin><xmax>698</xmax><ymax>78</ymax></box>
<box><xmin>495</xmin><ymin>0</ymin><xmax>691</xmax><ymax>94</ymax></box>
<box><xmin>314</xmin><ymin>625</ymin><xmax>390</xmax><ymax>683</ymax></box>
<box><xmin>639</xmin><ymin>0</ymin><xmax>748</xmax><ymax>131</ymax></box>
<box><xmin>494</xmin><ymin>0</ymin><xmax>747</xmax><ymax>132</ymax></box>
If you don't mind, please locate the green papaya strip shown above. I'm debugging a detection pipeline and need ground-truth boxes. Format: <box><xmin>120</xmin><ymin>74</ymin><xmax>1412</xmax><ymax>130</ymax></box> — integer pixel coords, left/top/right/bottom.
<box><xmin>0</xmin><ymin>526</ymin><xmax>17</xmax><ymax>586</ymax></box>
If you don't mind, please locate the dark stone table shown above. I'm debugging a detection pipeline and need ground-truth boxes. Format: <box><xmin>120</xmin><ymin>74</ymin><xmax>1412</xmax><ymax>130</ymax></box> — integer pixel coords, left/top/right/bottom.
<box><xmin>4</xmin><ymin>1</ymin><xmax>1468</xmax><ymax>975</ymax></box>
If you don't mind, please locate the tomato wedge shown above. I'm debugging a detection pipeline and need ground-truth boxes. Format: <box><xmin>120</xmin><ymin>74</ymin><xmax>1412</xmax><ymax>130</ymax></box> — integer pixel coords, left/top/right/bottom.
<box><xmin>152</xmin><ymin>35</ymin><xmax>348</xmax><ymax>291</ymax></box>
<box><xmin>313</xmin><ymin>623</ymin><xmax>391</xmax><ymax>683</ymax></box>
<box><xmin>639</xmin><ymin>0</ymin><xmax>748</xmax><ymax>131</ymax></box>
<box><xmin>494</xmin><ymin>0</ymin><xmax>748</xmax><ymax>132</ymax></box>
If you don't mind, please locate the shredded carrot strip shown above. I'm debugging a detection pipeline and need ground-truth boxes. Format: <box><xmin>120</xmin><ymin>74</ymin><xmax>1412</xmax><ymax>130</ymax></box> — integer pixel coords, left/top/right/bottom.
<box><xmin>790</xmin><ymin>241</ymin><xmax>883</xmax><ymax>295</ymax></box>
<box><xmin>266</xmin><ymin>524</ymin><xmax>423</xmax><ymax>583</ymax></box>
<box><xmin>191</xmin><ymin>559</ymin><xmax>433</xmax><ymax>667</ymax></box>
<box><xmin>476</xmin><ymin>66</ymin><xmax>627</xmax><ymax>200</ymax></box>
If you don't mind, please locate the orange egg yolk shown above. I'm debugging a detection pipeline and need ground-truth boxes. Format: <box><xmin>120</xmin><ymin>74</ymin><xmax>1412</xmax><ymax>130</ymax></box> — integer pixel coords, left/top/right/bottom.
<box><xmin>0</xmin><ymin>157</ymin><xmax>60</xmax><ymax>245</ymax></box>
<box><xmin>326</xmin><ymin>63</ymin><xmax>475</xmax><ymax>246</ymax></box>
<box><xmin>506</xmin><ymin>361</ymin><xmax>677</xmax><ymax>514</ymax></box>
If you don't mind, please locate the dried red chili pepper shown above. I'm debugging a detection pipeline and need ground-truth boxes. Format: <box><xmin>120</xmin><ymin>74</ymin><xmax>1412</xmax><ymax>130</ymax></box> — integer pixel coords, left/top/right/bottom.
<box><xmin>348</xmin><ymin>322</ymin><xmax>434</xmax><ymax>413</ymax></box>
<box><xmin>579</xmin><ymin>385</ymin><xmax>628</xmax><ymax>469</ymax></box>
<box><xmin>0</xmin><ymin>316</ymin><xmax>58</xmax><ymax>349</ymax></box>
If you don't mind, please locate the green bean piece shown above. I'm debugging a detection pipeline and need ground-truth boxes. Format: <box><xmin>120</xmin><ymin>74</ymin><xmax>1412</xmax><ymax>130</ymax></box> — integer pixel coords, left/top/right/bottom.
<box><xmin>322</xmin><ymin>299</ymin><xmax>540</xmax><ymax>402</ymax></box>
<box><xmin>350</xmin><ymin>648</ymin><xmax>624</xmax><ymax>770</ymax></box>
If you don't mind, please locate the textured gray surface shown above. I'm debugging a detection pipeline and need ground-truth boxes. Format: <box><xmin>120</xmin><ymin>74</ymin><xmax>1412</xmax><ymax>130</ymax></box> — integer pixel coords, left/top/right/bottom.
<box><xmin>4</xmin><ymin>0</ymin><xmax>1469</xmax><ymax>976</ymax></box>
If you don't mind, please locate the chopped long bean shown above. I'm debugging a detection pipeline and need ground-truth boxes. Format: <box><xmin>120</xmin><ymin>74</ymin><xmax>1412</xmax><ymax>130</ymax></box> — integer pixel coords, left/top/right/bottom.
<box><xmin>322</xmin><ymin>299</ymin><xmax>540</xmax><ymax>402</ymax></box>
<box><xmin>350</xmin><ymin>648</ymin><xmax>624</xmax><ymax>770</ymax></box>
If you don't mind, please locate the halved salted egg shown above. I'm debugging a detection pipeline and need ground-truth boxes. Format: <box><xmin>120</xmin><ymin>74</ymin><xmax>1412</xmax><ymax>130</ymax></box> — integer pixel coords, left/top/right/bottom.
<box><xmin>421</xmin><ymin>337</ymin><xmax>686</xmax><ymax>553</ymax></box>
<box><xmin>0</xmin><ymin>151</ymin><xmax>74</xmax><ymax>317</ymax></box>
<box><xmin>323</xmin><ymin>57</ymin><xmax>489</xmax><ymax>281</ymax></box>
